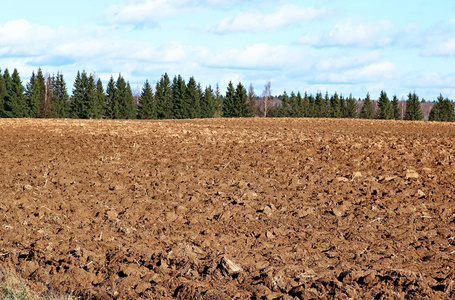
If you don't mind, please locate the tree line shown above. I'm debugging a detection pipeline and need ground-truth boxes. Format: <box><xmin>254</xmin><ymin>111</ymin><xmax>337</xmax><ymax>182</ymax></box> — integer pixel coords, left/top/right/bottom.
<box><xmin>0</xmin><ymin>67</ymin><xmax>453</xmax><ymax>122</ymax></box>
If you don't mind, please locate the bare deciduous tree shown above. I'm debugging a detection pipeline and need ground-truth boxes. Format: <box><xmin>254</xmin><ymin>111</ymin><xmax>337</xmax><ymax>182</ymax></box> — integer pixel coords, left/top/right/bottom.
<box><xmin>260</xmin><ymin>80</ymin><xmax>271</xmax><ymax>117</ymax></box>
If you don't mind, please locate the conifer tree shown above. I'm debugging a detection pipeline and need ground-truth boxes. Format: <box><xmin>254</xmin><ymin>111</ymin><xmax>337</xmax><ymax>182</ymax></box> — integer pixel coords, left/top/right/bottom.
<box><xmin>123</xmin><ymin>82</ymin><xmax>137</xmax><ymax>119</ymax></box>
<box><xmin>308</xmin><ymin>94</ymin><xmax>316</xmax><ymax>117</ymax></box>
<box><xmin>377</xmin><ymin>90</ymin><xmax>393</xmax><ymax>119</ymax></box>
<box><xmin>172</xmin><ymin>75</ymin><xmax>187</xmax><ymax>119</ymax></box>
<box><xmin>70</xmin><ymin>71</ymin><xmax>98</xmax><ymax>119</ymax></box>
<box><xmin>222</xmin><ymin>81</ymin><xmax>236</xmax><ymax>118</ymax></box>
<box><xmin>345</xmin><ymin>94</ymin><xmax>358</xmax><ymax>118</ymax></box>
<box><xmin>3</xmin><ymin>69</ymin><xmax>27</xmax><ymax>118</ymax></box>
<box><xmin>200</xmin><ymin>85</ymin><xmax>215</xmax><ymax>118</ymax></box>
<box><xmin>429</xmin><ymin>94</ymin><xmax>454</xmax><ymax>122</ymax></box>
<box><xmin>106</xmin><ymin>76</ymin><xmax>119</xmax><ymax>119</ymax></box>
<box><xmin>0</xmin><ymin>69</ymin><xmax>5</xmax><ymax>117</ymax></box>
<box><xmin>391</xmin><ymin>95</ymin><xmax>401</xmax><ymax>120</ymax></box>
<box><xmin>138</xmin><ymin>80</ymin><xmax>156</xmax><ymax>119</ymax></box>
<box><xmin>25</xmin><ymin>71</ymin><xmax>41</xmax><ymax>118</ymax></box>
<box><xmin>360</xmin><ymin>92</ymin><xmax>375</xmax><ymax>119</ymax></box>
<box><xmin>236</xmin><ymin>82</ymin><xmax>253</xmax><ymax>117</ymax></box>
<box><xmin>314</xmin><ymin>92</ymin><xmax>323</xmax><ymax>118</ymax></box>
<box><xmin>404</xmin><ymin>92</ymin><xmax>423</xmax><ymax>121</ymax></box>
<box><xmin>302</xmin><ymin>92</ymin><xmax>310</xmax><ymax>117</ymax></box>
<box><xmin>295</xmin><ymin>92</ymin><xmax>303</xmax><ymax>117</ymax></box>
<box><xmin>155</xmin><ymin>73</ymin><xmax>172</xmax><ymax>119</ymax></box>
<box><xmin>339</xmin><ymin>94</ymin><xmax>347</xmax><ymax>118</ymax></box>
<box><xmin>278</xmin><ymin>91</ymin><xmax>290</xmax><ymax>117</ymax></box>
<box><xmin>330</xmin><ymin>92</ymin><xmax>341</xmax><ymax>118</ymax></box>
<box><xmin>288</xmin><ymin>92</ymin><xmax>297</xmax><ymax>117</ymax></box>
<box><xmin>186</xmin><ymin>76</ymin><xmax>200</xmax><ymax>118</ymax></box>
<box><xmin>53</xmin><ymin>72</ymin><xmax>70</xmax><ymax>118</ymax></box>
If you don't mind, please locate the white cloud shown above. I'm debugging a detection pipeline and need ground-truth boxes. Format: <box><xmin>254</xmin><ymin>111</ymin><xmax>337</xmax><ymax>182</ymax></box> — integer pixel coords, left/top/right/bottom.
<box><xmin>206</xmin><ymin>43</ymin><xmax>314</xmax><ymax>71</ymax></box>
<box><xmin>422</xmin><ymin>37</ymin><xmax>455</xmax><ymax>57</ymax></box>
<box><xmin>104</xmin><ymin>0</ymin><xmax>192</xmax><ymax>26</ymax></box>
<box><xmin>298</xmin><ymin>19</ymin><xmax>393</xmax><ymax>48</ymax></box>
<box><xmin>207</xmin><ymin>4</ymin><xmax>330</xmax><ymax>34</ymax></box>
<box><xmin>314</xmin><ymin>61</ymin><xmax>398</xmax><ymax>84</ymax></box>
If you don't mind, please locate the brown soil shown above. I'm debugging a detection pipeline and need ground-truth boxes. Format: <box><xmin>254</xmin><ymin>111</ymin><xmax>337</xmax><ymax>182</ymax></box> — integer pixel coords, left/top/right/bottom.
<box><xmin>1</xmin><ymin>118</ymin><xmax>455</xmax><ymax>299</ymax></box>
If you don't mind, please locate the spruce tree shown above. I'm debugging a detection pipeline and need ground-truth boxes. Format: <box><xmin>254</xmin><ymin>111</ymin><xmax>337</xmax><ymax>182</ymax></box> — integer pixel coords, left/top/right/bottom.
<box><xmin>124</xmin><ymin>82</ymin><xmax>137</xmax><ymax>119</ymax></box>
<box><xmin>138</xmin><ymin>79</ymin><xmax>156</xmax><ymax>119</ymax></box>
<box><xmin>70</xmin><ymin>71</ymin><xmax>98</xmax><ymax>119</ymax></box>
<box><xmin>171</xmin><ymin>75</ymin><xmax>187</xmax><ymax>119</ymax></box>
<box><xmin>302</xmin><ymin>92</ymin><xmax>310</xmax><ymax>117</ymax></box>
<box><xmin>345</xmin><ymin>94</ymin><xmax>358</xmax><ymax>118</ymax></box>
<box><xmin>314</xmin><ymin>92</ymin><xmax>323</xmax><ymax>118</ymax></box>
<box><xmin>360</xmin><ymin>92</ymin><xmax>375</xmax><ymax>119</ymax></box>
<box><xmin>235</xmin><ymin>82</ymin><xmax>253</xmax><ymax>117</ymax></box>
<box><xmin>278</xmin><ymin>91</ymin><xmax>290</xmax><ymax>117</ymax></box>
<box><xmin>186</xmin><ymin>77</ymin><xmax>200</xmax><ymax>118</ymax></box>
<box><xmin>25</xmin><ymin>71</ymin><xmax>41</xmax><ymax>118</ymax></box>
<box><xmin>114</xmin><ymin>74</ymin><xmax>136</xmax><ymax>119</ymax></box>
<box><xmin>288</xmin><ymin>92</ymin><xmax>297</xmax><ymax>117</ymax></box>
<box><xmin>377</xmin><ymin>90</ymin><xmax>393</xmax><ymax>119</ymax></box>
<box><xmin>53</xmin><ymin>72</ymin><xmax>70</xmax><ymax>118</ymax></box>
<box><xmin>94</xmin><ymin>78</ymin><xmax>105</xmax><ymax>118</ymax></box>
<box><xmin>391</xmin><ymin>95</ymin><xmax>401</xmax><ymax>120</ymax></box>
<box><xmin>429</xmin><ymin>94</ymin><xmax>454</xmax><ymax>122</ymax></box>
<box><xmin>405</xmin><ymin>92</ymin><xmax>423</xmax><ymax>121</ymax></box>
<box><xmin>200</xmin><ymin>85</ymin><xmax>215</xmax><ymax>118</ymax></box>
<box><xmin>330</xmin><ymin>92</ymin><xmax>341</xmax><ymax>118</ymax></box>
<box><xmin>295</xmin><ymin>92</ymin><xmax>303</xmax><ymax>117</ymax></box>
<box><xmin>308</xmin><ymin>94</ymin><xmax>316</xmax><ymax>117</ymax></box>
<box><xmin>106</xmin><ymin>76</ymin><xmax>119</xmax><ymax>119</ymax></box>
<box><xmin>155</xmin><ymin>73</ymin><xmax>172</xmax><ymax>119</ymax></box>
<box><xmin>3</xmin><ymin>69</ymin><xmax>27</xmax><ymax>118</ymax></box>
<box><xmin>222</xmin><ymin>81</ymin><xmax>236</xmax><ymax>117</ymax></box>
<box><xmin>0</xmin><ymin>69</ymin><xmax>5</xmax><ymax>117</ymax></box>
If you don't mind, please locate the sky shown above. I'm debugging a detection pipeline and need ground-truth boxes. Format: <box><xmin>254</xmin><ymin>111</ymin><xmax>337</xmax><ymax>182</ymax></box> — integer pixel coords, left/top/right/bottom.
<box><xmin>1</xmin><ymin>0</ymin><xmax>455</xmax><ymax>100</ymax></box>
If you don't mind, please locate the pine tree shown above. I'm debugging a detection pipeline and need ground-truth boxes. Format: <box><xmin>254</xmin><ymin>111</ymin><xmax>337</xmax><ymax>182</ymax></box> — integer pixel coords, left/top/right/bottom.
<box><xmin>186</xmin><ymin>77</ymin><xmax>200</xmax><ymax>118</ymax></box>
<box><xmin>25</xmin><ymin>71</ymin><xmax>41</xmax><ymax>118</ymax></box>
<box><xmin>377</xmin><ymin>90</ymin><xmax>393</xmax><ymax>119</ymax></box>
<box><xmin>138</xmin><ymin>80</ymin><xmax>156</xmax><ymax>119</ymax></box>
<box><xmin>222</xmin><ymin>81</ymin><xmax>236</xmax><ymax>117</ymax></box>
<box><xmin>155</xmin><ymin>73</ymin><xmax>172</xmax><ymax>119</ymax></box>
<box><xmin>429</xmin><ymin>94</ymin><xmax>454</xmax><ymax>122</ymax></box>
<box><xmin>200</xmin><ymin>85</ymin><xmax>215</xmax><ymax>118</ymax></box>
<box><xmin>53</xmin><ymin>72</ymin><xmax>70</xmax><ymax>118</ymax></box>
<box><xmin>405</xmin><ymin>92</ymin><xmax>423</xmax><ymax>121</ymax></box>
<box><xmin>345</xmin><ymin>94</ymin><xmax>358</xmax><ymax>118</ymax></box>
<box><xmin>360</xmin><ymin>92</ymin><xmax>375</xmax><ymax>119</ymax></box>
<box><xmin>391</xmin><ymin>95</ymin><xmax>401</xmax><ymax>120</ymax></box>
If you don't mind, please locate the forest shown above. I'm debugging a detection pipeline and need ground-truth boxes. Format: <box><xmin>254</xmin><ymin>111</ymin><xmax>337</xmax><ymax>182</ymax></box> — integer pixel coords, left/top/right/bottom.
<box><xmin>0</xmin><ymin>68</ymin><xmax>454</xmax><ymax>122</ymax></box>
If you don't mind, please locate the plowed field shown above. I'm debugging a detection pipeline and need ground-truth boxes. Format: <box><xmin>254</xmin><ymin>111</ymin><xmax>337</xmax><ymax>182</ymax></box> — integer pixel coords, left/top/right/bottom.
<box><xmin>1</xmin><ymin>118</ymin><xmax>455</xmax><ymax>299</ymax></box>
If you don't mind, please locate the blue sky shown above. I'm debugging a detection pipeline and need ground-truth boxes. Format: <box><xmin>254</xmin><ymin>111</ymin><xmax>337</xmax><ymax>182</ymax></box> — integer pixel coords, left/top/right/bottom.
<box><xmin>1</xmin><ymin>0</ymin><xmax>455</xmax><ymax>100</ymax></box>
